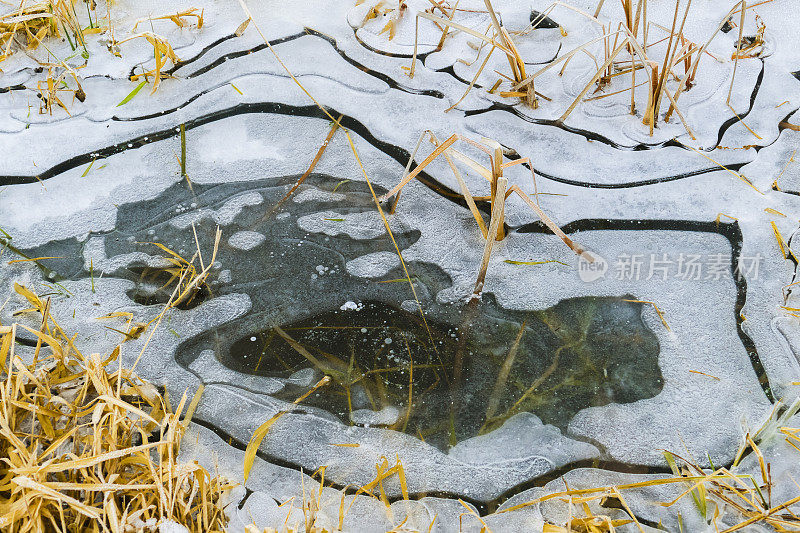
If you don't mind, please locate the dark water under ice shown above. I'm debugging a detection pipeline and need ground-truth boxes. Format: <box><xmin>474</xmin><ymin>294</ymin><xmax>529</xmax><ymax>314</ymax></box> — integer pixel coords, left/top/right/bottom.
<box><xmin>221</xmin><ymin>296</ymin><xmax>662</xmax><ymax>450</ymax></box>
<box><xmin>24</xmin><ymin>174</ymin><xmax>663</xmax><ymax>450</ymax></box>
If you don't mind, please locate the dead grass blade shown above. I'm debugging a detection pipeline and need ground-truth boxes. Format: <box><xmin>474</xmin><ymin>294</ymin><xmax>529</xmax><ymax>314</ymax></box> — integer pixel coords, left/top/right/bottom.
<box><xmin>243</xmin><ymin>376</ymin><xmax>330</xmax><ymax>481</ymax></box>
<box><xmin>0</xmin><ymin>289</ymin><xmax>233</xmax><ymax>531</ymax></box>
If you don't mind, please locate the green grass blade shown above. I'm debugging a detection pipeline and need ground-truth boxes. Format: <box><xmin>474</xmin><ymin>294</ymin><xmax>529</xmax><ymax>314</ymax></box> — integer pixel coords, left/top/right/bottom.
<box><xmin>504</xmin><ymin>259</ymin><xmax>568</xmax><ymax>266</ymax></box>
<box><xmin>117</xmin><ymin>81</ymin><xmax>147</xmax><ymax>107</ymax></box>
<box><xmin>81</xmin><ymin>158</ymin><xmax>97</xmax><ymax>177</ymax></box>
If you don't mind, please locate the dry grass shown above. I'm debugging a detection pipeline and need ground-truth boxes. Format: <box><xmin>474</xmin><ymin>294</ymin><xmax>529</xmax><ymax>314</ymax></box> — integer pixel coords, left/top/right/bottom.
<box><xmin>0</xmin><ymin>283</ymin><xmax>234</xmax><ymax>532</ymax></box>
<box><xmin>377</xmin><ymin>130</ymin><xmax>589</xmax><ymax>297</ymax></box>
<box><xmin>4</xmin><ymin>271</ymin><xmax>799</xmax><ymax>533</ymax></box>
<box><xmin>241</xmin><ymin>455</ymin><xmax>417</xmax><ymax>533</ymax></box>
<box><xmin>117</xmin><ymin>9</ymin><xmax>205</xmax><ymax>94</ymax></box>
<box><xmin>408</xmin><ymin>0</ymin><xmax>543</xmax><ymax>108</ymax></box>
<box><xmin>499</xmin><ymin>399</ymin><xmax>800</xmax><ymax>533</ymax></box>
<box><xmin>238</xmin><ymin>398</ymin><xmax>800</xmax><ymax>532</ymax></box>
<box><xmin>403</xmin><ymin>0</ymin><xmax>770</xmax><ymax>138</ymax></box>
<box><xmin>507</xmin><ymin>0</ymin><xmax>705</xmax><ymax>136</ymax></box>
<box><xmin>141</xmin><ymin>225</ymin><xmax>221</xmax><ymax>310</ymax></box>
<box><xmin>1</xmin><ymin>1</ymin><xmax>90</xmax><ymax>115</ymax></box>
<box><xmin>2</xmin><ymin>0</ymin><xmax>793</xmax><ymax>529</ymax></box>
<box><xmin>0</xmin><ymin>1</ymin><xmax>84</xmax><ymax>64</ymax></box>
<box><xmin>35</xmin><ymin>64</ymin><xmax>86</xmax><ymax>115</ymax></box>
<box><xmin>356</xmin><ymin>0</ymin><xmax>408</xmax><ymax>40</ymax></box>
<box><xmin>2</xmin><ymin>1</ymin><xmax>204</xmax><ymax>113</ymax></box>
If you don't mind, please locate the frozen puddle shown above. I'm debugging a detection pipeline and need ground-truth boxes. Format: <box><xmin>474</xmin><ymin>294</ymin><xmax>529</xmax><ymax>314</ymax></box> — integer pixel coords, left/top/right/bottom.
<box><xmin>10</xmin><ymin>166</ymin><xmax>770</xmax><ymax>501</ymax></box>
<box><xmin>18</xmin><ymin>173</ymin><xmax>665</xmax><ymax>492</ymax></box>
<box><xmin>1</xmin><ymin>0</ymin><xmax>799</xmax><ymax>529</ymax></box>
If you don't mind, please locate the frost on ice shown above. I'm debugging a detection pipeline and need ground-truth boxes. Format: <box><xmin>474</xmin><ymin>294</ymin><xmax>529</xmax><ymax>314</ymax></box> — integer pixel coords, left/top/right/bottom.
<box><xmin>1</xmin><ymin>0</ymin><xmax>799</xmax><ymax>529</ymax></box>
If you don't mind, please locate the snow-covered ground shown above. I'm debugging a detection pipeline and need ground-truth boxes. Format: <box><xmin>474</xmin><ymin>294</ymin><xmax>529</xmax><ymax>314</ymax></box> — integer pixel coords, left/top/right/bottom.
<box><xmin>1</xmin><ymin>0</ymin><xmax>799</xmax><ymax>530</ymax></box>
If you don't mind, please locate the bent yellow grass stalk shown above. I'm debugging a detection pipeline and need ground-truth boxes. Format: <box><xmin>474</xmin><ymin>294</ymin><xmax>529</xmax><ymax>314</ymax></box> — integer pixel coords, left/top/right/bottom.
<box><xmin>376</xmin><ymin>130</ymin><xmax>589</xmax><ymax>296</ymax></box>
<box><xmin>0</xmin><ymin>286</ymin><xmax>232</xmax><ymax>531</ymax></box>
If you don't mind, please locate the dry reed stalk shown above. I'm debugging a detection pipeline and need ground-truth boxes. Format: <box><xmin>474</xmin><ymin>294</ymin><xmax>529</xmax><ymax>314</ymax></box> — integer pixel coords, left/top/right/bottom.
<box><xmin>410</xmin><ymin>9</ymin><xmax>512</xmax><ymax>79</ymax></box>
<box><xmin>411</xmin><ymin>0</ymin><xmax>543</xmax><ymax>107</ymax></box>
<box><xmin>473</xmin><ymin>176</ymin><xmax>507</xmax><ymax>298</ymax></box>
<box><xmin>484</xmin><ymin>137</ymin><xmax>507</xmax><ymax>240</ymax></box>
<box><xmin>559</xmin><ymin>38</ymin><xmax>629</xmax><ymax>122</ymax></box>
<box><xmin>0</xmin><ymin>285</ymin><xmax>233</xmax><ymax>532</ymax></box>
<box><xmin>405</xmin><ymin>0</ymin><xmax>715</xmax><ymax>133</ymax></box>
<box><xmin>665</xmin><ymin>1</ymin><xmax>744</xmax><ymax>122</ymax></box>
<box><xmin>512</xmin><ymin>30</ymin><xmax>625</xmax><ymax>91</ymax></box>
<box><xmin>680</xmin><ymin>141</ymin><xmax>762</xmax><ymax>193</ymax></box>
<box><xmin>501</xmin><ymin>0</ymin><xmax>736</xmax><ymax>139</ymax></box>
<box><xmin>413</xmin><ymin>130</ymin><xmax>488</xmax><ymax>237</ymax></box>
<box><xmin>264</xmin><ymin>114</ymin><xmax>344</xmax><ymax>220</ymax></box>
<box><xmin>379</xmin><ymin>131</ymin><xmax>588</xmax><ymax>298</ymax></box>
<box><xmin>131</xmin><ymin>8</ymin><xmax>204</xmax><ymax>32</ymax></box>
<box><xmin>727</xmin><ymin>0</ymin><xmax>746</xmax><ymax>105</ymax></box>
<box><xmin>650</xmin><ymin>0</ymin><xmax>692</xmax><ymax>125</ymax></box>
